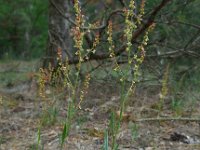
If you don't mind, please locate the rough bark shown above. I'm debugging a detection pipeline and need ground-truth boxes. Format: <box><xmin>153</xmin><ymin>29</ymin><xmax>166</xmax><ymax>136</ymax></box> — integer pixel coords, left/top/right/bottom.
<box><xmin>43</xmin><ymin>0</ymin><xmax>73</xmax><ymax>67</ymax></box>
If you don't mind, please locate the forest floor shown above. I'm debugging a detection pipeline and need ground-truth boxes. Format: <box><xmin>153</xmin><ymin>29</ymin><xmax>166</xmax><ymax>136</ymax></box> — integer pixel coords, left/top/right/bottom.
<box><xmin>0</xmin><ymin>60</ymin><xmax>200</xmax><ymax>150</ymax></box>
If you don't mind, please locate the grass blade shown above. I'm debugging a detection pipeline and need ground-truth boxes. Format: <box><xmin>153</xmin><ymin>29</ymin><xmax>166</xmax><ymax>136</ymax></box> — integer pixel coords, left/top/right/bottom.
<box><xmin>61</xmin><ymin>123</ymin><xmax>67</xmax><ymax>149</ymax></box>
<box><xmin>103</xmin><ymin>130</ymin><xmax>109</xmax><ymax>150</ymax></box>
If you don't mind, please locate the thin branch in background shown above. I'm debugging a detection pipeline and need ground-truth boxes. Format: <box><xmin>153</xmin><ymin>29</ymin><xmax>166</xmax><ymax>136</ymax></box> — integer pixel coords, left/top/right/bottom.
<box><xmin>184</xmin><ymin>30</ymin><xmax>200</xmax><ymax>50</ymax></box>
<box><xmin>134</xmin><ymin>117</ymin><xmax>200</xmax><ymax>123</ymax></box>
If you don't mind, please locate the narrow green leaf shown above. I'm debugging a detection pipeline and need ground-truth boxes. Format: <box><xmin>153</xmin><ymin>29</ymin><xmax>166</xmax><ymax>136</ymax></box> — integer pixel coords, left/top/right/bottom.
<box><xmin>103</xmin><ymin>130</ymin><xmax>109</xmax><ymax>150</ymax></box>
<box><xmin>37</xmin><ymin>128</ymin><xmax>41</xmax><ymax>150</ymax></box>
<box><xmin>61</xmin><ymin>123</ymin><xmax>67</xmax><ymax>149</ymax></box>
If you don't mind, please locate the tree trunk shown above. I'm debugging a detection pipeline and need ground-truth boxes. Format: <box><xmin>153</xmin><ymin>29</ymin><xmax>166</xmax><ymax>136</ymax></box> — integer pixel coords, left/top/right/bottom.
<box><xmin>43</xmin><ymin>0</ymin><xmax>73</xmax><ymax>67</ymax></box>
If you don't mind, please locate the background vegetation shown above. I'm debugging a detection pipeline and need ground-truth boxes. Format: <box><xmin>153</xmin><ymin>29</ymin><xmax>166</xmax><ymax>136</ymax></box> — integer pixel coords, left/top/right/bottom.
<box><xmin>0</xmin><ymin>0</ymin><xmax>48</xmax><ymax>59</ymax></box>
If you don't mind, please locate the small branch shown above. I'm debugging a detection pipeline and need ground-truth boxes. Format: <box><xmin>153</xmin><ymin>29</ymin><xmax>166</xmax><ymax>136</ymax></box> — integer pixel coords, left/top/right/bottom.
<box><xmin>134</xmin><ymin>117</ymin><xmax>200</xmax><ymax>123</ymax></box>
<box><xmin>174</xmin><ymin>21</ymin><xmax>200</xmax><ymax>30</ymax></box>
<box><xmin>147</xmin><ymin>49</ymin><xmax>200</xmax><ymax>59</ymax></box>
<box><xmin>131</xmin><ymin>0</ymin><xmax>172</xmax><ymax>43</ymax></box>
